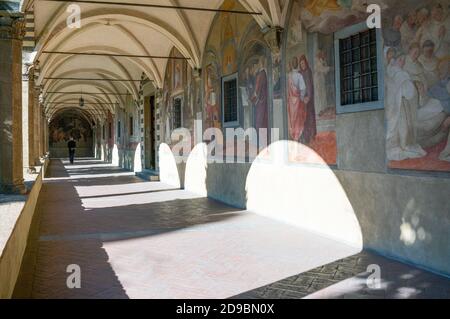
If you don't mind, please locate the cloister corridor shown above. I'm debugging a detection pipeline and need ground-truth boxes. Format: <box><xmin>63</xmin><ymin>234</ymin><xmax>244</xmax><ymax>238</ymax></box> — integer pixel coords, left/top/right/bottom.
<box><xmin>1</xmin><ymin>0</ymin><xmax>450</xmax><ymax>301</ymax></box>
<box><xmin>10</xmin><ymin>159</ymin><xmax>450</xmax><ymax>299</ymax></box>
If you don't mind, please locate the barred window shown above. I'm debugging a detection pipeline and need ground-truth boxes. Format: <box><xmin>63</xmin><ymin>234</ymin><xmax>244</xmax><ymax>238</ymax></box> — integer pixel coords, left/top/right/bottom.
<box><xmin>222</xmin><ymin>74</ymin><xmax>238</xmax><ymax>125</ymax></box>
<box><xmin>335</xmin><ymin>22</ymin><xmax>384</xmax><ymax>113</ymax></box>
<box><xmin>173</xmin><ymin>97</ymin><xmax>182</xmax><ymax>129</ymax></box>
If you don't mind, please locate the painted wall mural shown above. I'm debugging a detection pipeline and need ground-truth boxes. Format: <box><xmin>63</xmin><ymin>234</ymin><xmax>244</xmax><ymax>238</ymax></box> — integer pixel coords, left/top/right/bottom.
<box><xmin>160</xmin><ymin>46</ymin><xmax>201</xmax><ymax>148</ymax></box>
<box><xmin>287</xmin><ymin>0</ymin><xmax>449</xmax><ymax>171</ymax></box>
<box><xmin>204</xmin><ymin>55</ymin><xmax>221</xmax><ymax>129</ymax></box>
<box><xmin>49</xmin><ymin>111</ymin><xmax>93</xmax><ymax>157</ymax></box>
<box><xmin>202</xmin><ymin>0</ymin><xmax>255</xmax><ymax>131</ymax></box>
<box><xmin>49</xmin><ymin>113</ymin><xmax>93</xmax><ymax>147</ymax></box>
<box><xmin>286</xmin><ymin>0</ymin><xmax>340</xmax><ymax>164</ymax></box>
<box><xmin>298</xmin><ymin>0</ymin><xmax>372</xmax><ymax>34</ymax></box>
<box><xmin>383</xmin><ymin>1</ymin><xmax>450</xmax><ymax>172</ymax></box>
<box><xmin>238</xmin><ymin>25</ymin><xmax>272</xmax><ymax>135</ymax></box>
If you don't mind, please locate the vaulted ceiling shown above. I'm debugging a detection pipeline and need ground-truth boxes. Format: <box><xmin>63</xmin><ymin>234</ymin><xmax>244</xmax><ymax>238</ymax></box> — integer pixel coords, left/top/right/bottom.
<box><xmin>20</xmin><ymin>0</ymin><xmax>290</xmax><ymax>122</ymax></box>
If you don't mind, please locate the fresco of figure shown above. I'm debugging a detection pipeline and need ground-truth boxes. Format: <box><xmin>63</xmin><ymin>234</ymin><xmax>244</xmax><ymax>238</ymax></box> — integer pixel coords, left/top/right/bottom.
<box><xmin>384</xmin><ymin>15</ymin><xmax>403</xmax><ymax>50</ymax></box>
<box><xmin>386</xmin><ymin>53</ymin><xmax>450</xmax><ymax>163</ymax></box>
<box><xmin>241</xmin><ymin>65</ymin><xmax>255</xmax><ymax>129</ymax></box>
<box><xmin>418</xmin><ymin>40</ymin><xmax>440</xmax><ymax>88</ymax></box>
<box><xmin>415</xmin><ymin>80</ymin><xmax>449</xmax><ymax>150</ymax></box>
<box><xmin>386</xmin><ymin>55</ymin><xmax>426</xmax><ymax>161</ymax></box>
<box><xmin>383</xmin><ymin>3</ymin><xmax>450</xmax><ymax>170</ymax></box>
<box><xmin>299</xmin><ymin>55</ymin><xmax>317</xmax><ymax>144</ymax></box>
<box><xmin>400</xmin><ymin>11</ymin><xmax>417</xmax><ymax>53</ymax></box>
<box><xmin>305</xmin><ymin>0</ymin><xmax>341</xmax><ymax>16</ymax></box>
<box><xmin>415</xmin><ymin>4</ymin><xmax>449</xmax><ymax>59</ymax></box>
<box><xmin>428</xmin><ymin>60</ymin><xmax>450</xmax><ymax>114</ymax></box>
<box><xmin>174</xmin><ymin>61</ymin><xmax>182</xmax><ymax>91</ymax></box>
<box><xmin>288</xmin><ymin>56</ymin><xmax>307</xmax><ymax>141</ymax></box>
<box><xmin>314</xmin><ymin>50</ymin><xmax>331</xmax><ymax>116</ymax></box>
<box><xmin>205</xmin><ymin>65</ymin><xmax>220</xmax><ymax>128</ymax></box>
<box><xmin>404</xmin><ymin>42</ymin><xmax>426</xmax><ymax>85</ymax></box>
<box><xmin>250</xmin><ymin>57</ymin><xmax>269</xmax><ymax>132</ymax></box>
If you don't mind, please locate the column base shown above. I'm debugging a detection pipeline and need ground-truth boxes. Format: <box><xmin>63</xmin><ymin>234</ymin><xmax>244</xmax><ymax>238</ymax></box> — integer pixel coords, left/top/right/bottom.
<box><xmin>0</xmin><ymin>181</ymin><xmax>27</xmax><ymax>195</ymax></box>
<box><xmin>34</xmin><ymin>158</ymin><xmax>42</xmax><ymax>167</ymax></box>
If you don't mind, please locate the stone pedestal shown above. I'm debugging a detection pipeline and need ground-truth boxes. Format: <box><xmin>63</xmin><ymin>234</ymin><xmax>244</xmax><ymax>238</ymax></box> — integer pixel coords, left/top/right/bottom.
<box><xmin>0</xmin><ymin>14</ymin><xmax>26</xmax><ymax>194</ymax></box>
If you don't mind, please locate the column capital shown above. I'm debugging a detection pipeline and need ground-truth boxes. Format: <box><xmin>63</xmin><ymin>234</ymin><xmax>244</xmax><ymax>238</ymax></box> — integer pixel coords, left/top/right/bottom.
<box><xmin>26</xmin><ymin>65</ymin><xmax>35</xmax><ymax>83</ymax></box>
<box><xmin>263</xmin><ymin>26</ymin><xmax>284</xmax><ymax>55</ymax></box>
<box><xmin>0</xmin><ymin>14</ymin><xmax>25</xmax><ymax>40</ymax></box>
<box><xmin>193</xmin><ymin>68</ymin><xmax>202</xmax><ymax>80</ymax></box>
<box><xmin>155</xmin><ymin>88</ymin><xmax>163</xmax><ymax>99</ymax></box>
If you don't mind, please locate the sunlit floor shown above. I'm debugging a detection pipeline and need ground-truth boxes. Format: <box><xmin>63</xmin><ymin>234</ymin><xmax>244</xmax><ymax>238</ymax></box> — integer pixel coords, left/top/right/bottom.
<box><xmin>13</xmin><ymin>159</ymin><xmax>450</xmax><ymax>299</ymax></box>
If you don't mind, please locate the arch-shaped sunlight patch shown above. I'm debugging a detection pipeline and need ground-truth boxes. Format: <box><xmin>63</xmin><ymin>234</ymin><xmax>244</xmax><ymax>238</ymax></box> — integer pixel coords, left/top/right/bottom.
<box><xmin>112</xmin><ymin>144</ymin><xmax>119</xmax><ymax>166</ymax></box>
<box><xmin>184</xmin><ymin>143</ymin><xmax>208</xmax><ymax>197</ymax></box>
<box><xmin>246</xmin><ymin>140</ymin><xmax>363</xmax><ymax>249</ymax></box>
<box><xmin>133</xmin><ymin>143</ymin><xmax>142</xmax><ymax>173</ymax></box>
<box><xmin>158</xmin><ymin>143</ymin><xmax>180</xmax><ymax>188</ymax></box>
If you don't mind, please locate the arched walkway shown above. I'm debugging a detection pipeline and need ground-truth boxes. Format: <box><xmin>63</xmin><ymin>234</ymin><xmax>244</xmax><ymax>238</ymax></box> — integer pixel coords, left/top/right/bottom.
<box><xmin>13</xmin><ymin>159</ymin><xmax>450</xmax><ymax>299</ymax></box>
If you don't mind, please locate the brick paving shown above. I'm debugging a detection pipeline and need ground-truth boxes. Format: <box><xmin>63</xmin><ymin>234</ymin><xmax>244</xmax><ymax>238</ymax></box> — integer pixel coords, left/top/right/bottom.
<box><xmin>13</xmin><ymin>159</ymin><xmax>450</xmax><ymax>299</ymax></box>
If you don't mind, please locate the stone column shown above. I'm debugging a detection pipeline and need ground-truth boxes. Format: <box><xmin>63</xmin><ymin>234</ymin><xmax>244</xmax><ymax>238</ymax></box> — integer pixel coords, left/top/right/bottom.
<box><xmin>27</xmin><ymin>67</ymin><xmax>36</xmax><ymax>169</ymax></box>
<box><xmin>0</xmin><ymin>14</ymin><xmax>26</xmax><ymax>194</ymax></box>
<box><xmin>40</xmin><ymin>108</ymin><xmax>45</xmax><ymax>159</ymax></box>
<box><xmin>33</xmin><ymin>87</ymin><xmax>41</xmax><ymax>165</ymax></box>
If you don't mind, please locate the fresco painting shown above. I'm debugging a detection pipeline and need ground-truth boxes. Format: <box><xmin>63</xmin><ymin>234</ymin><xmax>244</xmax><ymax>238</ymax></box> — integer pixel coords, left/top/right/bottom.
<box><xmin>49</xmin><ymin>114</ymin><xmax>93</xmax><ymax>146</ymax></box>
<box><xmin>239</xmin><ymin>41</ymin><xmax>270</xmax><ymax>132</ymax></box>
<box><xmin>204</xmin><ymin>59</ymin><xmax>221</xmax><ymax>129</ymax></box>
<box><xmin>383</xmin><ymin>1</ymin><xmax>450</xmax><ymax>172</ymax></box>
<box><xmin>161</xmin><ymin>54</ymin><xmax>173</xmax><ymax>144</ymax></box>
<box><xmin>286</xmin><ymin>0</ymin><xmax>338</xmax><ymax>165</ymax></box>
<box><xmin>299</xmin><ymin>0</ymin><xmax>388</xmax><ymax>34</ymax></box>
<box><xmin>49</xmin><ymin>112</ymin><xmax>93</xmax><ymax>157</ymax></box>
<box><xmin>237</xmin><ymin>36</ymin><xmax>272</xmax><ymax>159</ymax></box>
<box><xmin>173</xmin><ymin>57</ymin><xmax>184</xmax><ymax>92</ymax></box>
<box><xmin>202</xmin><ymin>0</ymin><xmax>253</xmax><ymax>131</ymax></box>
<box><xmin>221</xmin><ymin>0</ymin><xmax>238</xmax><ymax>75</ymax></box>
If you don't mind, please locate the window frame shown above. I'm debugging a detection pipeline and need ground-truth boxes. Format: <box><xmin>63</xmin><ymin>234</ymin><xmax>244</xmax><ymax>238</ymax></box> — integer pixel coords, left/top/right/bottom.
<box><xmin>334</xmin><ymin>21</ymin><xmax>385</xmax><ymax>114</ymax></box>
<box><xmin>221</xmin><ymin>73</ymin><xmax>239</xmax><ymax>128</ymax></box>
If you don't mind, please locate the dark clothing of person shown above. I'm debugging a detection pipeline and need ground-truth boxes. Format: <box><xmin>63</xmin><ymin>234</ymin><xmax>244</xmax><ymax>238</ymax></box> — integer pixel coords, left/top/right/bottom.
<box><xmin>68</xmin><ymin>140</ymin><xmax>76</xmax><ymax>164</ymax></box>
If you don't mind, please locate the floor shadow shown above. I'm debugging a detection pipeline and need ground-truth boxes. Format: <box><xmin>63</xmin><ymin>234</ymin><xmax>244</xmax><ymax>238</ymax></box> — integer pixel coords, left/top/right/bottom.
<box><xmin>230</xmin><ymin>251</ymin><xmax>450</xmax><ymax>299</ymax></box>
<box><xmin>14</xmin><ymin>159</ymin><xmax>242</xmax><ymax>299</ymax></box>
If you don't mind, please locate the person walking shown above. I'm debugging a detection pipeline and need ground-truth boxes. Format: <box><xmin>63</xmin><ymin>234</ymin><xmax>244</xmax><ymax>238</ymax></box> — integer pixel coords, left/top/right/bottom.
<box><xmin>68</xmin><ymin>137</ymin><xmax>76</xmax><ymax>164</ymax></box>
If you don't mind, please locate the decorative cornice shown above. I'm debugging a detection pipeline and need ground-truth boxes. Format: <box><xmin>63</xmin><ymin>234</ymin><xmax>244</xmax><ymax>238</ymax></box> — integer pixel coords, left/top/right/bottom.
<box><xmin>0</xmin><ymin>14</ymin><xmax>25</xmax><ymax>40</ymax></box>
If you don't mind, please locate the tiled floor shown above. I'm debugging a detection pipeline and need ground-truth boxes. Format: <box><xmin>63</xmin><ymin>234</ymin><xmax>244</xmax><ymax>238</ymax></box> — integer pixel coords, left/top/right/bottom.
<box><xmin>13</xmin><ymin>159</ymin><xmax>450</xmax><ymax>299</ymax></box>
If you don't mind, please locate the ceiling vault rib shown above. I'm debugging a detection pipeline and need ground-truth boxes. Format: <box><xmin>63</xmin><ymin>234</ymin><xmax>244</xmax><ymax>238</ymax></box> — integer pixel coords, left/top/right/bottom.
<box><xmin>45</xmin><ymin>102</ymin><xmax>119</xmax><ymax>105</ymax></box>
<box><xmin>45</xmin><ymin>91</ymin><xmax>131</xmax><ymax>95</ymax></box>
<box><xmin>40</xmin><ymin>0</ymin><xmax>263</xmax><ymax>15</ymax></box>
<box><xmin>41</xmin><ymin>51</ymin><xmax>191</xmax><ymax>60</ymax></box>
<box><xmin>43</xmin><ymin>77</ymin><xmax>146</xmax><ymax>82</ymax></box>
